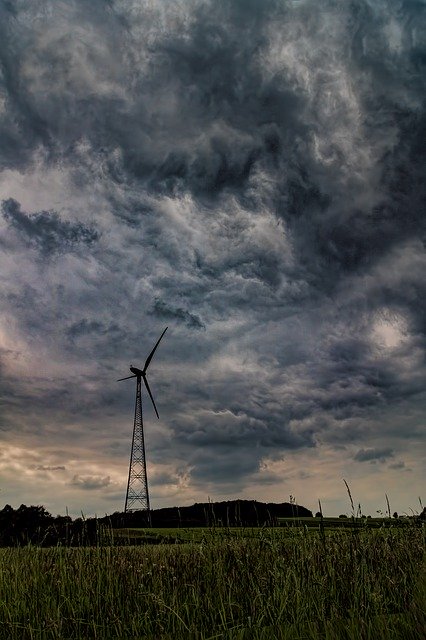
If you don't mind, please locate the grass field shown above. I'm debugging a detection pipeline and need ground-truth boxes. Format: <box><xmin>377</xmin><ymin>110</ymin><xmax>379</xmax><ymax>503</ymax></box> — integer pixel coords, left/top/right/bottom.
<box><xmin>111</xmin><ymin>517</ymin><xmax>416</xmax><ymax>545</ymax></box>
<box><xmin>0</xmin><ymin>522</ymin><xmax>424</xmax><ymax>639</ymax></box>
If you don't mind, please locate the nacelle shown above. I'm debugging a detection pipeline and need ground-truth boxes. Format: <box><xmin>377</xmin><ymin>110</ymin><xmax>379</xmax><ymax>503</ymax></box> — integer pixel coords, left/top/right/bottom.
<box><xmin>130</xmin><ymin>366</ymin><xmax>143</xmax><ymax>375</ymax></box>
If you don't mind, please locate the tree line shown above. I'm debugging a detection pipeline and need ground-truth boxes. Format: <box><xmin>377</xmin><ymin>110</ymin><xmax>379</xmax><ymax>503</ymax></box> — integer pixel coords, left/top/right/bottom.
<box><xmin>0</xmin><ymin>500</ymin><xmax>313</xmax><ymax>547</ymax></box>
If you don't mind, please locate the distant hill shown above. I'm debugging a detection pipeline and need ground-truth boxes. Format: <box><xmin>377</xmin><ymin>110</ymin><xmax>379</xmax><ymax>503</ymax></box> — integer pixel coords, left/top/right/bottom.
<box><xmin>110</xmin><ymin>499</ymin><xmax>313</xmax><ymax>528</ymax></box>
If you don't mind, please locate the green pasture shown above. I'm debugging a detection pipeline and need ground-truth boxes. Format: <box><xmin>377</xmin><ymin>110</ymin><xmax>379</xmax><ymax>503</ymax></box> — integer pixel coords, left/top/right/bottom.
<box><xmin>112</xmin><ymin>526</ymin><xmax>285</xmax><ymax>545</ymax></box>
<box><xmin>112</xmin><ymin>517</ymin><xmax>416</xmax><ymax>545</ymax></box>
<box><xmin>0</xmin><ymin>523</ymin><xmax>424</xmax><ymax>639</ymax></box>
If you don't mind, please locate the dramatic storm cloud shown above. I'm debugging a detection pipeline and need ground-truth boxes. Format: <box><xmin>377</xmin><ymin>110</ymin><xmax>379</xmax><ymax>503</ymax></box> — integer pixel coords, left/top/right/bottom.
<box><xmin>0</xmin><ymin>0</ymin><xmax>424</xmax><ymax>516</ymax></box>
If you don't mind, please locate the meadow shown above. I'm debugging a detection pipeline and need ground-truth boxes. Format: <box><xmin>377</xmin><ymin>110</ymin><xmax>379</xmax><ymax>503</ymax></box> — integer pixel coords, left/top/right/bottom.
<box><xmin>0</xmin><ymin>520</ymin><xmax>424</xmax><ymax>639</ymax></box>
<box><xmin>111</xmin><ymin>516</ymin><xmax>418</xmax><ymax>545</ymax></box>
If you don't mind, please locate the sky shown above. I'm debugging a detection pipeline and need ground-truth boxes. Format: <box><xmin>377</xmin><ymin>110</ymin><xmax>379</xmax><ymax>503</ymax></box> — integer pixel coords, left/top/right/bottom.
<box><xmin>0</xmin><ymin>0</ymin><xmax>424</xmax><ymax>518</ymax></box>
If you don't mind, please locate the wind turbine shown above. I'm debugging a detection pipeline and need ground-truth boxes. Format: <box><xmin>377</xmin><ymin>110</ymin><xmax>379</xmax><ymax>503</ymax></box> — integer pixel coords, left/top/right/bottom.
<box><xmin>118</xmin><ymin>327</ymin><xmax>168</xmax><ymax>517</ymax></box>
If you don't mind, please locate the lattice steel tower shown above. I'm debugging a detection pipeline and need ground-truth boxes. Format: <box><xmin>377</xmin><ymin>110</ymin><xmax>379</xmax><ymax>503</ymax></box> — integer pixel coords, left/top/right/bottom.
<box><xmin>125</xmin><ymin>375</ymin><xmax>150</xmax><ymax>513</ymax></box>
<box><xmin>118</xmin><ymin>327</ymin><xmax>168</xmax><ymax>517</ymax></box>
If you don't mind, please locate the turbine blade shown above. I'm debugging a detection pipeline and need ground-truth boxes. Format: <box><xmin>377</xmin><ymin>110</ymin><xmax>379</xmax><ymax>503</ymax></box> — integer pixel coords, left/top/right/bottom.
<box><xmin>117</xmin><ymin>375</ymin><xmax>137</xmax><ymax>381</ymax></box>
<box><xmin>142</xmin><ymin>374</ymin><xmax>160</xmax><ymax>419</ymax></box>
<box><xmin>142</xmin><ymin>326</ymin><xmax>168</xmax><ymax>373</ymax></box>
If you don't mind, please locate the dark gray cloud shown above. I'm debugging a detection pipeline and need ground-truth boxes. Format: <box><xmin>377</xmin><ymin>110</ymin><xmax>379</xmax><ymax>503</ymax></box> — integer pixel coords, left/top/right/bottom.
<box><xmin>70</xmin><ymin>475</ymin><xmax>111</xmax><ymax>490</ymax></box>
<box><xmin>354</xmin><ymin>447</ymin><xmax>395</xmax><ymax>463</ymax></box>
<box><xmin>1</xmin><ymin>198</ymin><xmax>99</xmax><ymax>255</ymax></box>
<box><xmin>388</xmin><ymin>461</ymin><xmax>406</xmax><ymax>470</ymax></box>
<box><xmin>0</xmin><ymin>0</ymin><xmax>424</xmax><ymax>512</ymax></box>
<box><xmin>151</xmin><ymin>299</ymin><xmax>205</xmax><ymax>330</ymax></box>
<box><xmin>66</xmin><ymin>319</ymin><xmax>121</xmax><ymax>340</ymax></box>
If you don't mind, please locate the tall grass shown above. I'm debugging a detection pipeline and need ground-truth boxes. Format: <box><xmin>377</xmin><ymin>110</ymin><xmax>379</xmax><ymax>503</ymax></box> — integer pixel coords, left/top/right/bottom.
<box><xmin>0</xmin><ymin>524</ymin><xmax>424</xmax><ymax>639</ymax></box>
